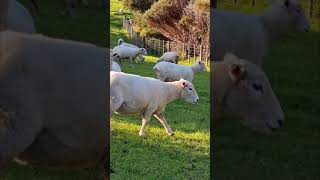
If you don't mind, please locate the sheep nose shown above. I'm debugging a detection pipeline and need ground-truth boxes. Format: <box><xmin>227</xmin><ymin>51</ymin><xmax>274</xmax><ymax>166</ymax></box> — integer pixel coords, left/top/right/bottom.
<box><xmin>278</xmin><ymin>119</ymin><xmax>283</xmax><ymax>127</ymax></box>
<box><xmin>196</xmin><ymin>99</ymin><xmax>199</xmax><ymax>102</ymax></box>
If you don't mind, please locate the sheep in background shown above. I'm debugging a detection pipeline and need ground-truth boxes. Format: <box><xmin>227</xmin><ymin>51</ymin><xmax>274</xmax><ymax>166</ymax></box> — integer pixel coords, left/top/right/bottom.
<box><xmin>153</xmin><ymin>60</ymin><xmax>207</xmax><ymax>82</ymax></box>
<box><xmin>212</xmin><ymin>0</ymin><xmax>310</xmax><ymax>66</ymax></box>
<box><xmin>112</xmin><ymin>45</ymin><xmax>147</xmax><ymax>65</ymax></box>
<box><xmin>156</xmin><ymin>51</ymin><xmax>179</xmax><ymax>64</ymax></box>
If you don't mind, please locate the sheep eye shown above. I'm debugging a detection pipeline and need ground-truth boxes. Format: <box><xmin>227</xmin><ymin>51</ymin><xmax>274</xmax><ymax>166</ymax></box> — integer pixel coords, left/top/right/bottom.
<box><xmin>252</xmin><ymin>83</ymin><xmax>263</xmax><ymax>92</ymax></box>
<box><xmin>189</xmin><ymin>88</ymin><xmax>193</xmax><ymax>91</ymax></box>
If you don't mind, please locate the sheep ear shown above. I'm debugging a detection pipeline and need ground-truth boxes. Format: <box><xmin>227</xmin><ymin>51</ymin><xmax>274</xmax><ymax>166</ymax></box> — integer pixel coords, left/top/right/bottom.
<box><xmin>223</xmin><ymin>53</ymin><xmax>238</xmax><ymax>62</ymax></box>
<box><xmin>180</xmin><ymin>79</ymin><xmax>188</xmax><ymax>87</ymax></box>
<box><xmin>228</xmin><ymin>64</ymin><xmax>246</xmax><ymax>83</ymax></box>
<box><xmin>284</xmin><ymin>0</ymin><xmax>290</xmax><ymax>8</ymax></box>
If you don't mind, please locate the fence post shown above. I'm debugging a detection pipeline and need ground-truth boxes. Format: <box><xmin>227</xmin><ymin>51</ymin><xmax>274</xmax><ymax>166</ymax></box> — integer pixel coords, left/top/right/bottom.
<box><xmin>199</xmin><ymin>44</ymin><xmax>202</xmax><ymax>61</ymax></box>
<box><xmin>193</xmin><ymin>44</ymin><xmax>196</xmax><ymax>62</ymax></box>
<box><xmin>162</xmin><ymin>40</ymin><xmax>165</xmax><ymax>54</ymax></box>
<box><xmin>310</xmin><ymin>0</ymin><xmax>314</xmax><ymax>17</ymax></box>
<box><xmin>187</xmin><ymin>45</ymin><xmax>190</xmax><ymax>63</ymax></box>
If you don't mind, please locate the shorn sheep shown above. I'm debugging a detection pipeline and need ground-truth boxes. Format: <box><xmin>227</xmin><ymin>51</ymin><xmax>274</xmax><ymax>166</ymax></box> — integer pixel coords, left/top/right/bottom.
<box><xmin>156</xmin><ymin>51</ymin><xmax>179</xmax><ymax>64</ymax></box>
<box><xmin>153</xmin><ymin>60</ymin><xmax>207</xmax><ymax>82</ymax></box>
<box><xmin>112</xmin><ymin>45</ymin><xmax>147</xmax><ymax>65</ymax></box>
<box><xmin>0</xmin><ymin>30</ymin><xmax>109</xmax><ymax>178</ymax></box>
<box><xmin>212</xmin><ymin>53</ymin><xmax>284</xmax><ymax>134</ymax></box>
<box><xmin>110</xmin><ymin>71</ymin><xmax>199</xmax><ymax>137</ymax></box>
<box><xmin>2</xmin><ymin>0</ymin><xmax>36</xmax><ymax>33</ymax></box>
<box><xmin>117</xmin><ymin>38</ymin><xmax>147</xmax><ymax>63</ymax></box>
<box><xmin>212</xmin><ymin>0</ymin><xmax>310</xmax><ymax>65</ymax></box>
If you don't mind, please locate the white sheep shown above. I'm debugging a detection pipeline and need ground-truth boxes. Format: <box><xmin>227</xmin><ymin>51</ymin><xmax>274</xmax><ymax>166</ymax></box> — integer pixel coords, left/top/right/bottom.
<box><xmin>1</xmin><ymin>0</ymin><xmax>36</xmax><ymax>33</ymax></box>
<box><xmin>153</xmin><ymin>60</ymin><xmax>207</xmax><ymax>82</ymax></box>
<box><xmin>212</xmin><ymin>0</ymin><xmax>310</xmax><ymax>65</ymax></box>
<box><xmin>156</xmin><ymin>51</ymin><xmax>179</xmax><ymax>64</ymax></box>
<box><xmin>213</xmin><ymin>53</ymin><xmax>284</xmax><ymax>134</ymax></box>
<box><xmin>117</xmin><ymin>38</ymin><xmax>139</xmax><ymax>48</ymax></box>
<box><xmin>110</xmin><ymin>71</ymin><xmax>199</xmax><ymax>137</ymax></box>
<box><xmin>112</xmin><ymin>45</ymin><xmax>147</xmax><ymax>65</ymax></box>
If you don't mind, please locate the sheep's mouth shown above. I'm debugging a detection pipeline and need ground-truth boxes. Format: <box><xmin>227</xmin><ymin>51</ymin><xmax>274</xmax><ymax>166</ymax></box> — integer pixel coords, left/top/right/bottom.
<box><xmin>266</xmin><ymin>123</ymin><xmax>278</xmax><ymax>132</ymax></box>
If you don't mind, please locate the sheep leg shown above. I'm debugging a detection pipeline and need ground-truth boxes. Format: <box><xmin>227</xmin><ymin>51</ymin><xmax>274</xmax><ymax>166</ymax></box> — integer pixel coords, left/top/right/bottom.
<box><xmin>139</xmin><ymin>110</ymin><xmax>154</xmax><ymax>137</ymax></box>
<box><xmin>129</xmin><ymin>57</ymin><xmax>134</xmax><ymax>67</ymax></box>
<box><xmin>0</xmin><ymin>92</ymin><xmax>42</xmax><ymax>169</ymax></box>
<box><xmin>110</xmin><ymin>89</ymin><xmax>123</xmax><ymax>114</ymax></box>
<box><xmin>153</xmin><ymin>113</ymin><xmax>174</xmax><ymax>136</ymax></box>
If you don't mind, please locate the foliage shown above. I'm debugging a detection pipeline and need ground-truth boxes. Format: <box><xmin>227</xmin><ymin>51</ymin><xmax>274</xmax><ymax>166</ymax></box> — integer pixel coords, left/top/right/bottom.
<box><xmin>122</xmin><ymin>0</ymin><xmax>157</xmax><ymax>12</ymax></box>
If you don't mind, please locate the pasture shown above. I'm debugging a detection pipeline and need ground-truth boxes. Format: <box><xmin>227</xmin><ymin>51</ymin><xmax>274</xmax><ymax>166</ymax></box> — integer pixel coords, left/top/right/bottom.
<box><xmin>1</xmin><ymin>0</ymin><xmax>105</xmax><ymax>179</ymax></box>
<box><xmin>213</xmin><ymin>0</ymin><xmax>320</xmax><ymax>179</ymax></box>
<box><xmin>110</xmin><ymin>0</ymin><xmax>210</xmax><ymax>179</ymax></box>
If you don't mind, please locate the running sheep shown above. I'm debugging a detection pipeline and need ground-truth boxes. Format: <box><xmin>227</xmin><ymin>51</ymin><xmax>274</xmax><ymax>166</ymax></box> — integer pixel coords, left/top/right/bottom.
<box><xmin>110</xmin><ymin>71</ymin><xmax>199</xmax><ymax>137</ymax></box>
<box><xmin>153</xmin><ymin>60</ymin><xmax>207</xmax><ymax>82</ymax></box>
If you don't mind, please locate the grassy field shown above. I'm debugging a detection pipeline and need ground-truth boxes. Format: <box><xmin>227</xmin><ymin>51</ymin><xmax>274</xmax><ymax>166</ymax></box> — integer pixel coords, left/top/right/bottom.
<box><xmin>213</xmin><ymin>1</ymin><xmax>320</xmax><ymax>179</ymax></box>
<box><xmin>1</xmin><ymin>1</ymin><xmax>105</xmax><ymax>180</ymax></box>
<box><xmin>110</xmin><ymin>0</ymin><xmax>210</xmax><ymax>179</ymax></box>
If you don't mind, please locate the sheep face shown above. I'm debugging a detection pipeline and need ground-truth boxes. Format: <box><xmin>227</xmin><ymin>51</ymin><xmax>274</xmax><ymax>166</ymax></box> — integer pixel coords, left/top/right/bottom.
<box><xmin>223</xmin><ymin>54</ymin><xmax>284</xmax><ymax>134</ymax></box>
<box><xmin>179</xmin><ymin>79</ymin><xmax>199</xmax><ymax>104</ymax></box>
<box><xmin>118</xmin><ymin>38</ymin><xmax>124</xmax><ymax>46</ymax></box>
<box><xmin>111</xmin><ymin>52</ymin><xmax>120</xmax><ymax>62</ymax></box>
<box><xmin>276</xmin><ymin>0</ymin><xmax>310</xmax><ymax>32</ymax></box>
<box><xmin>198</xmin><ymin>61</ymin><xmax>207</xmax><ymax>72</ymax></box>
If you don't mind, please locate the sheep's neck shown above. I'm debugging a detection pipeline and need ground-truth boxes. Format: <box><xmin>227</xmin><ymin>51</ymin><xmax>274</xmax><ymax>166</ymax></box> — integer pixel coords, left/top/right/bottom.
<box><xmin>212</xmin><ymin>62</ymin><xmax>234</xmax><ymax>108</ymax></box>
<box><xmin>191</xmin><ymin>64</ymin><xmax>201</xmax><ymax>74</ymax></box>
<box><xmin>164</xmin><ymin>82</ymin><xmax>183</xmax><ymax>104</ymax></box>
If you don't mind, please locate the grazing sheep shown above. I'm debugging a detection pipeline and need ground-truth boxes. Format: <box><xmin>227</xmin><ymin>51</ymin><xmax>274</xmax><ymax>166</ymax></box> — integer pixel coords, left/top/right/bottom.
<box><xmin>153</xmin><ymin>60</ymin><xmax>207</xmax><ymax>82</ymax></box>
<box><xmin>213</xmin><ymin>53</ymin><xmax>284</xmax><ymax>134</ymax></box>
<box><xmin>112</xmin><ymin>45</ymin><xmax>147</xmax><ymax>65</ymax></box>
<box><xmin>110</xmin><ymin>71</ymin><xmax>199</xmax><ymax>137</ymax></box>
<box><xmin>2</xmin><ymin>0</ymin><xmax>36</xmax><ymax>33</ymax></box>
<box><xmin>156</xmin><ymin>51</ymin><xmax>179</xmax><ymax>64</ymax></box>
<box><xmin>212</xmin><ymin>0</ymin><xmax>310</xmax><ymax>65</ymax></box>
<box><xmin>117</xmin><ymin>38</ymin><xmax>147</xmax><ymax>63</ymax></box>
<box><xmin>0</xmin><ymin>31</ymin><xmax>108</xmax><ymax>177</ymax></box>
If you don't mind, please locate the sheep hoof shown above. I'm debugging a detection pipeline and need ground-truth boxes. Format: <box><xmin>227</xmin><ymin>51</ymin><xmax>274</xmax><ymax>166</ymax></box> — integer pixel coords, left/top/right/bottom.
<box><xmin>169</xmin><ymin>132</ymin><xmax>175</xmax><ymax>136</ymax></box>
<box><xmin>139</xmin><ymin>132</ymin><xmax>145</xmax><ymax>137</ymax></box>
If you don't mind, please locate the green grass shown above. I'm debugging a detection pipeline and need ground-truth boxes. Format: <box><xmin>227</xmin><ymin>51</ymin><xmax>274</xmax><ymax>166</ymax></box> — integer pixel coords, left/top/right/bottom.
<box><xmin>110</xmin><ymin>0</ymin><xmax>210</xmax><ymax>179</ymax></box>
<box><xmin>213</xmin><ymin>1</ymin><xmax>320</xmax><ymax>179</ymax></box>
<box><xmin>1</xmin><ymin>1</ymin><xmax>105</xmax><ymax>179</ymax></box>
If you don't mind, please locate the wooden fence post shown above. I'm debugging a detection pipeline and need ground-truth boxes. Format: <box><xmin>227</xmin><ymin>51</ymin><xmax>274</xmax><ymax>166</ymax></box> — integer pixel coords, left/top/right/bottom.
<box><xmin>193</xmin><ymin>44</ymin><xmax>196</xmax><ymax>62</ymax></box>
<box><xmin>199</xmin><ymin>44</ymin><xmax>202</xmax><ymax>61</ymax></box>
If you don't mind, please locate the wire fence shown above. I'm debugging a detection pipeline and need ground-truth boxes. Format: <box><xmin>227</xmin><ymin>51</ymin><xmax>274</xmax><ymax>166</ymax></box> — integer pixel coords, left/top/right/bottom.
<box><xmin>122</xmin><ymin>18</ymin><xmax>210</xmax><ymax>65</ymax></box>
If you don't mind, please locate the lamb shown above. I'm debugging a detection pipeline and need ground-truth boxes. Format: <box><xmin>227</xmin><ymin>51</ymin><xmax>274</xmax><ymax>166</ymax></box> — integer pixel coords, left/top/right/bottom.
<box><xmin>110</xmin><ymin>71</ymin><xmax>199</xmax><ymax>137</ymax></box>
<box><xmin>212</xmin><ymin>53</ymin><xmax>284</xmax><ymax>134</ymax></box>
<box><xmin>112</xmin><ymin>45</ymin><xmax>147</xmax><ymax>65</ymax></box>
<box><xmin>0</xmin><ymin>31</ymin><xmax>108</xmax><ymax>178</ymax></box>
<box><xmin>153</xmin><ymin>60</ymin><xmax>207</xmax><ymax>82</ymax></box>
<box><xmin>156</xmin><ymin>51</ymin><xmax>179</xmax><ymax>64</ymax></box>
<box><xmin>109</xmin><ymin>51</ymin><xmax>121</xmax><ymax>72</ymax></box>
<box><xmin>1</xmin><ymin>0</ymin><xmax>36</xmax><ymax>33</ymax></box>
<box><xmin>211</xmin><ymin>0</ymin><xmax>310</xmax><ymax>65</ymax></box>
